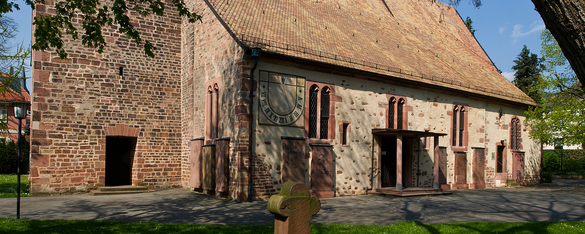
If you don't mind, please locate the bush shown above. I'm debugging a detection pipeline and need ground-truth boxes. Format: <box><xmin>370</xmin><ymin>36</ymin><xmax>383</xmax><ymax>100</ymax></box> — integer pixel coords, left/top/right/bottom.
<box><xmin>0</xmin><ymin>137</ymin><xmax>29</xmax><ymax>174</ymax></box>
<box><xmin>541</xmin><ymin>172</ymin><xmax>553</xmax><ymax>183</ymax></box>
<box><xmin>543</xmin><ymin>149</ymin><xmax>585</xmax><ymax>174</ymax></box>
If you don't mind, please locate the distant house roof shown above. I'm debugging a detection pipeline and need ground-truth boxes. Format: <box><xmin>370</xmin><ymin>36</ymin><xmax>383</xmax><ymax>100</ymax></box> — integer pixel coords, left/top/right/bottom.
<box><xmin>206</xmin><ymin>0</ymin><xmax>536</xmax><ymax>105</ymax></box>
<box><xmin>0</xmin><ymin>74</ymin><xmax>31</xmax><ymax>103</ymax></box>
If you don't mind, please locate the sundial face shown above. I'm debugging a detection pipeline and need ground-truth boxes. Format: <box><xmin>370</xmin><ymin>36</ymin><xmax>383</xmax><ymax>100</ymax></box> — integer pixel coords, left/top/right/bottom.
<box><xmin>258</xmin><ymin>71</ymin><xmax>306</xmax><ymax>125</ymax></box>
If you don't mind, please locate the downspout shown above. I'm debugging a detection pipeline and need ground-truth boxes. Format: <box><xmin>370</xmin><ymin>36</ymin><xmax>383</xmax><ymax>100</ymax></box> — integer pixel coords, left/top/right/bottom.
<box><xmin>248</xmin><ymin>48</ymin><xmax>261</xmax><ymax>202</ymax></box>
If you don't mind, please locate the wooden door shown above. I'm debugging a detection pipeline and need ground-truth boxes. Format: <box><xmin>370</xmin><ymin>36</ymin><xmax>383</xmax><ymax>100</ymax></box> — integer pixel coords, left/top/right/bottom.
<box><xmin>513</xmin><ymin>152</ymin><xmax>525</xmax><ymax>183</ymax></box>
<box><xmin>454</xmin><ymin>152</ymin><xmax>467</xmax><ymax>184</ymax></box>
<box><xmin>282</xmin><ymin>138</ymin><xmax>306</xmax><ymax>184</ymax></box>
<box><xmin>473</xmin><ymin>148</ymin><xmax>485</xmax><ymax>187</ymax></box>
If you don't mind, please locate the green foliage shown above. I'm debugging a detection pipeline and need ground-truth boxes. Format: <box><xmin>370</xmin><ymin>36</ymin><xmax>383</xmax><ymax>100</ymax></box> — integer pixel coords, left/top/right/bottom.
<box><xmin>542</xmin><ymin>149</ymin><xmax>585</xmax><ymax>174</ymax></box>
<box><xmin>30</xmin><ymin>0</ymin><xmax>201</xmax><ymax>58</ymax></box>
<box><xmin>464</xmin><ymin>16</ymin><xmax>476</xmax><ymax>36</ymax></box>
<box><xmin>1</xmin><ymin>220</ymin><xmax>585</xmax><ymax>233</ymax></box>
<box><xmin>0</xmin><ymin>137</ymin><xmax>29</xmax><ymax>174</ymax></box>
<box><xmin>541</xmin><ymin>172</ymin><xmax>553</xmax><ymax>183</ymax></box>
<box><xmin>512</xmin><ymin>45</ymin><xmax>545</xmax><ymax>101</ymax></box>
<box><xmin>525</xmin><ymin>30</ymin><xmax>585</xmax><ymax>147</ymax></box>
<box><xmin>0</xmin><ymin>174</ymin><xmax>29</xmax><ymax>198</ymax></box>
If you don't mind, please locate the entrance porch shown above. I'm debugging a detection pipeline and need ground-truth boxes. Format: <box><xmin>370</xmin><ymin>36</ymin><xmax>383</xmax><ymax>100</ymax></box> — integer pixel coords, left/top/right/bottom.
<box><xmin>371</xmin><ymin>129</ymin><xmax>451</xmax><ymax>197</ymax></box>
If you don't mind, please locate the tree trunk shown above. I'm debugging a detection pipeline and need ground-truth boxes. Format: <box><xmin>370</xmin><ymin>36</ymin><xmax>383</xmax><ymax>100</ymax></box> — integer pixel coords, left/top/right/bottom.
<box><xmin>532</xmin><ymin>0</ymin><xmax>585</xmax><ymax>89</ymax></box>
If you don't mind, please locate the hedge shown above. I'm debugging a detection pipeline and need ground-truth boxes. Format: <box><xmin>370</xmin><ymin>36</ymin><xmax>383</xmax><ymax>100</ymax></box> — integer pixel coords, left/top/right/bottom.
<box><xmin>543</xmin><ymin>149</ymin><xmax>585</xmax><ymax>174</ymax></box>
<box><xmin>0</xmin><ymin>137</ymin><xmax>29</xmax><ymax>174</ymax></box>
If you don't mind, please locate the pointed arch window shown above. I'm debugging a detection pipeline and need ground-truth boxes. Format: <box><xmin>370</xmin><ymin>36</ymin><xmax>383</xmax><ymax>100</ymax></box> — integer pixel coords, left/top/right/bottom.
<box><xmin>308</xmin><ymin>85</ymin><xmax>319</xmax><ymax>139</ymax></box>
<box><xmin>388</xmin><ymin>97</ymin><xmax>396</xmax><ymax>129</ymax></box>
<box><xmin>511</xmin><ymin>117</ymin><xmax>521</xmax><ymax>151</ymax></box>
<box><xmin>307</xmin><ymin>84</ymin><xmax>333</xmax><ymax>140</ymax></box>
<box><xmin>388</xmin><ymin>96</ymin><xmax>406</xmax><ymax>129</ymax></box>
<box><xmin>452</xmin><ymin>104</ymin><xmax>467</xmax><ymax>147</ymax></box>
<box><xmin>397</xmin><ymin>98</ymin><xmax>404</xmax><ymax>130</ymax></box>
<box><xmin>320</xmin><ymin>87</ymin><xmax>330</xmax><ymax>139</ymax></box>
<box><xmin>205</xmin><ymin>79</ymin><xmax>221</xmax><ymax>142</ymax></box>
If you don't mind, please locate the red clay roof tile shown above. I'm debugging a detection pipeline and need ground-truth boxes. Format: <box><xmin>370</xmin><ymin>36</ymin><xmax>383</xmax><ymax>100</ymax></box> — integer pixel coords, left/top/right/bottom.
<box><xmin>206</xmin><ymin>0</ymin><xmax>536</xmax><ymax>105</ymax></box>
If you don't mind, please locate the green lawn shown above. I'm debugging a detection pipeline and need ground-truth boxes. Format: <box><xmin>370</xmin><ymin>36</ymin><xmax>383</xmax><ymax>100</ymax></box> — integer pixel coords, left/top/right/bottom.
<box><xmin>0</xmin><ymin>174</ymin><xmax>30</xmax><ymax>198</ymax></box>
<box><xmin>1</xmin><ymin>219</ymin><xmax>584</xmax><ymax>233</ymax></box>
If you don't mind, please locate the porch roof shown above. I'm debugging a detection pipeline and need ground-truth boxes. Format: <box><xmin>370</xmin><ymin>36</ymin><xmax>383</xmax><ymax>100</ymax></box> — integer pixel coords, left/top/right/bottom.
<box><xmin>371</xmin><ymin>128</ymin><xmax>447</xmax><ymax>138</ymax></box>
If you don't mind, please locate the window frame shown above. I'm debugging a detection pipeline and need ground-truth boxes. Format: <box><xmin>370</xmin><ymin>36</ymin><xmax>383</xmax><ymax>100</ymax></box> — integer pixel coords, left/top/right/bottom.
<box><xmin>305</xmin><ymin>81</ymin><xmax>336</xmax><ymax>144</ymax></box>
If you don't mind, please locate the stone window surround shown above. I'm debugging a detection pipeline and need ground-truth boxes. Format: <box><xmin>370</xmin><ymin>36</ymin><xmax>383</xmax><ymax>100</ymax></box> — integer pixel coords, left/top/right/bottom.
<box><xmin>510</xmin><ymin>116</ymin><xmax>522</xmax><ymax>151</ymax></box>
<box><xmin>451</xmin><ymin>102</ymin><xmax>469</xmax><ymax>152</ymax></box>
<box><xmin>495</xmin><ymin>140</ymin><xmax>508</xmax><ymax>180</ymax></box>
<box><xmin>304</xmin><ymin>81</ymin><xmax>336</xmax><ymax>144</ymax></box>
<box><xmin>339</xmin><ymin>121</ymin><xmax>351</xmax><ymax>146</ymax></box>
<box><xmin>205</xmin><ymin>77</ymin><xmax>221</xmax><ymax>144</ymax></box>
<box><xmin>385</xmin><ymin>94</ymin><xmax>408</xmax><ymax>130</ymax></box>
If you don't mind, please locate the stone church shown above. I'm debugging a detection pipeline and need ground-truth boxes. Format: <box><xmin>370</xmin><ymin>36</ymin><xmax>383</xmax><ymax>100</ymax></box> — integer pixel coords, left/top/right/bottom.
<box><xmin>30</xmin><ymin>0</ymin><xmax>541</xmax><ymax>201</ymax></box>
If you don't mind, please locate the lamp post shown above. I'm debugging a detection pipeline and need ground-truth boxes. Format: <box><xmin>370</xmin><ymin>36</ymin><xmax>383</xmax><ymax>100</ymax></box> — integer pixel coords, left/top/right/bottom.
<box><xmin>14</xmin><ymin>102</ymin><xmax>28</xmax><ymax>220</ymax></box>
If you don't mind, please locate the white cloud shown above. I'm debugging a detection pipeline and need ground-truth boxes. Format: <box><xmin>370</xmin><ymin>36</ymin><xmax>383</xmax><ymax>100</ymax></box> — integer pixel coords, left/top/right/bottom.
<box><xmin>501</xmin><ymin>71</ymin><xmax>515</xmax><ymax>82</ymax></box>
<box><xmin>499</xmin><ymin>26</ymin><xmax>506</xmax><ymax>34</ymax></box>
<box><xmin>511</xmin><ymin>21</ymin><xmax>545</xmax><ymax>43</ymax></box>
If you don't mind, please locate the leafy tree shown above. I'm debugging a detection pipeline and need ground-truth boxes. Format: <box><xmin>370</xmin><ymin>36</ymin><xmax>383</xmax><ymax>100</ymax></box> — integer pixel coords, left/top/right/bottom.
<box><xmin>511</xmin><ymin>45</ymin><xmax>544</xmax><ymax>101</ymax></box>
<box><xmin>1</xmin><ymin>0</ymin><xmax>201</xmax><ymax>59</ymax></box>
<box><xmin>524</xmin><ymin>30</ymin><xmax>584</xmax><ymax>147</ymax></box>
<box><xmin>464</xmin><ymin>16</ymin><xmax>476</xmax><ymax>36</ymax></box>
<box><xmin>0</xmin><ymin>11</ymin><xmax>31</xmax><ymax>130</ymax></box>
<box><xmin>448</xmin><ymin>0</ymin><xmax>585</xmax><ymax>92</ymax></box>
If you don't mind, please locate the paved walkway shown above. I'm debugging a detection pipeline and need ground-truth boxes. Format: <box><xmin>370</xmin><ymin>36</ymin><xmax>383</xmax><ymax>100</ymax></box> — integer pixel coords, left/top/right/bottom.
<box><xmin>1</xmin><ymin>179</ymin><xmax>585</xmax><ymax>225</ymax></box>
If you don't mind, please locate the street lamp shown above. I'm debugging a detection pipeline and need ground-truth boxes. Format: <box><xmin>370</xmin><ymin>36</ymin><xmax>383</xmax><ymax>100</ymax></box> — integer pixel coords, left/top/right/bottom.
<box><xmin>14</xmin><ymin>102</ymin><xmax>28</xmax><ymax>220</ymax></box>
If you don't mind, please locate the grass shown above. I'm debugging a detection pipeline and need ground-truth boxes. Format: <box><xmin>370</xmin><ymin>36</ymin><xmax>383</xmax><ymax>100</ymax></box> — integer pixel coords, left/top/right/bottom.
<box><xmin>1</xmin><ymin>219</ymin><xmax>584</xmax><ymax>233</ymax></box>
<box><xmin>0</xmin><ymin>174</ymin><xmax>30</xmax><ymax>198</ymax></box>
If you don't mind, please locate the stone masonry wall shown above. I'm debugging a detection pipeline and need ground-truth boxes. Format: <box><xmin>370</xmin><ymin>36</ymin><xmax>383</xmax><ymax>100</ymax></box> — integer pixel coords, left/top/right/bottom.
<box><xmin>30</xmin><ymin>0</ymin><xmax>183</xmax><ymax>195</ymax></box>
<box><xmin>181</xmin><ymin>0</ymin><xmax>249</xmax><ymax>201</ymax></box>
<box><xmin>250</xmin><ymin>58</ymin><xmax>540</xmax><ymax>198</ymax></box>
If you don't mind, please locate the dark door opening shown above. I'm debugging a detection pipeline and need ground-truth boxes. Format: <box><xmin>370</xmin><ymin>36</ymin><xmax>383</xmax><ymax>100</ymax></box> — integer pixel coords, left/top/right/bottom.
<box><xmin>381</xmin><ymin>137</ymin><xmax>397</xmax><ymax>187</ymax></box>
<box><xmin>106</xmin><ymin>136</ymin><xmax>137</xmax><ymax>186</ymax></box>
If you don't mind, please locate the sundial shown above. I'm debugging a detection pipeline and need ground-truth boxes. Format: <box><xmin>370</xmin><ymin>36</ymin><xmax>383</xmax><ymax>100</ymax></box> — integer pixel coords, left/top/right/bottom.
<box><xmin>258</xmin><ymin>71</ymin><xmax>306</xmax><ymax>125</ymax></box>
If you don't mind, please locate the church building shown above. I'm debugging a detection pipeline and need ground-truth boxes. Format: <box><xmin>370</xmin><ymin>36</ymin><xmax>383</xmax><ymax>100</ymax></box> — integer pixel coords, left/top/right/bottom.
<box><xmin>30</xmin><ymin>0</ymin><xmax>541</xmax><ymax>201</ymax></box>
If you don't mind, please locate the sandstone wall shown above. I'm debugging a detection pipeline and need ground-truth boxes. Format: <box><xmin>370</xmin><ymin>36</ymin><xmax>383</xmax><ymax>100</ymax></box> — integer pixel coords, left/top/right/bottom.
<box><xmin>182</xmin><ymin>0</ymin><xmax>250</xmax><ymax>201</ymax></box>
<box><xmin>250</xmin><ymin>58</ymin><xmax>540</xmax><ymax>197</ymax></box>
<box><xmin>30</xmin><ymin>0</ymin><xmax>183</xmax><ymax>195</ymax></box>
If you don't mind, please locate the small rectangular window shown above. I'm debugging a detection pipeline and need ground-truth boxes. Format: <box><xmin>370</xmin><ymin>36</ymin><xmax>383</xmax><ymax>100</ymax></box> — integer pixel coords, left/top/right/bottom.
<box><xmin>342</xmin><ymin>123</ymin><xmax>349</xmax><ymax>145</ymax></box>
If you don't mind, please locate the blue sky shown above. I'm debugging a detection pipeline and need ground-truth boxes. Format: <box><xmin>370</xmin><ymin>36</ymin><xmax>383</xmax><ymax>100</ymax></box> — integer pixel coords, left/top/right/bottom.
<box><xmin>443</xmin><ymin>0</ymin><xmax>546</xmax><ymax>81</ymax></box>
<box><xmin>7</xmin><ymin>0</ymin><xmax>546</xmax><ymax>87</ymax></box>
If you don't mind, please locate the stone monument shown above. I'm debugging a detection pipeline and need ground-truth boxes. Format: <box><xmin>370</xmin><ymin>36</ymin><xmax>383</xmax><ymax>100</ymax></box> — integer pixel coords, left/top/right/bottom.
<box><xmin>267</xmin><ymin>181</ymin><xmax>321</xmax><ymax>234</ymax></box>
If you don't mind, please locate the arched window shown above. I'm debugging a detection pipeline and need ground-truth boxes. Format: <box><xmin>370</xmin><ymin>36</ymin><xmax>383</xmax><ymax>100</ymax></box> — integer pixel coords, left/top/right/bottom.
<box><xmin>308</xmin><ymin>85</ymin><xmax>319</xmax><ymax>139</ymax></box>
<box><xmin>208</xmin><ymin>85</ymin><xmax>214</xmax><ymax>139</ymax></box>
<box><xmin>511</xmin><ymin>117</ymin><xmax>521</xmax><ymax>150</ymax></box>
<box><xmin>452</xmin><ymin>104</ymin><xmax>467</xmax><ymax>147</ymax></box>
<box><xmin>389</xmin><ymin>97</ymin><xmax>396</xmax><ymax>129</ymax></box>
<box><xmin>213</xmin><ymin>84</ymin><xmax>220</xmax><ymax>139</ymax></box>
<box><xmin>459</xmin><ymin>107</ymin><xmax>465</xmax><ymax>147</ymax></box>
<box><xmin>452</xmin><ymin>105</ymin><xmax>458</xmax><ymax>146</ymax></box>
<box><xmin>320</xmin><ymin>87</ymin><xmax>330</xmax><ymax>139</ymax></box>
<box><xmin>205</xmin><ymin>80</ymin><xmax>221</xmax><ymax>141</ymax></box>
<box><xmin>397</xmin><ymin>98</ymin><xmax>404</xmax><ymax>130</ymax></box>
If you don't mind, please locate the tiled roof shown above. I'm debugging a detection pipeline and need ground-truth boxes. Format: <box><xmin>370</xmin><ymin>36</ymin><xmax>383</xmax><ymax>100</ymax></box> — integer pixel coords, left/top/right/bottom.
<box><xmin>206</xmin><ymin>0</ymin><xmax>536</xmax><ymax>105</ymax></box>
<box><xmin>0</xmin><ymin>81</ymin><xmax>31</xmax><ymax>103</ymax></box>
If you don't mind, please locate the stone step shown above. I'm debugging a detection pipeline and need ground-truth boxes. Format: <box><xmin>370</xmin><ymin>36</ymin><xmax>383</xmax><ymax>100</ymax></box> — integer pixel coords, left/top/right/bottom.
<box><xmin>89</xmin><ymin>186</ymin><xmax>153</xmax><ymax>196</ymax></box>
<box><xmin>370</xmin><ymin>188</ymin><xmax>452</xmax><ymax>197</ymax></box>
<box><xmin>90</xmin><ymin>190</ymin><xmax>154</xmax><ymax>196</ymax></box>
<box><xmin>97</xmin><ymin>185</ymin><xmax>149</xmax><ymax>192</ymax></box>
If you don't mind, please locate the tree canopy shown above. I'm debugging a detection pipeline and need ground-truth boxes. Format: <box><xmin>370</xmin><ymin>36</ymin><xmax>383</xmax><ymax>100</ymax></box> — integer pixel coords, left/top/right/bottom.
<box><xmin>464</xmin><ymin>16</ymin><xmax>476</xmax><ymax>36</ymax></box>
<box><xmin>511</xmin><ymin>45</ymin><xmax>544</xmax><ymax>101</ymax></box>
<box><xmin>3</xmin><ymin>0</ymin><xmax>201</xmax><ymax>58</ymax></box>
<box><xmin>524</xmin><ymin>30</ymin><xmax>584</xmax><ymax>147</ymax></box>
